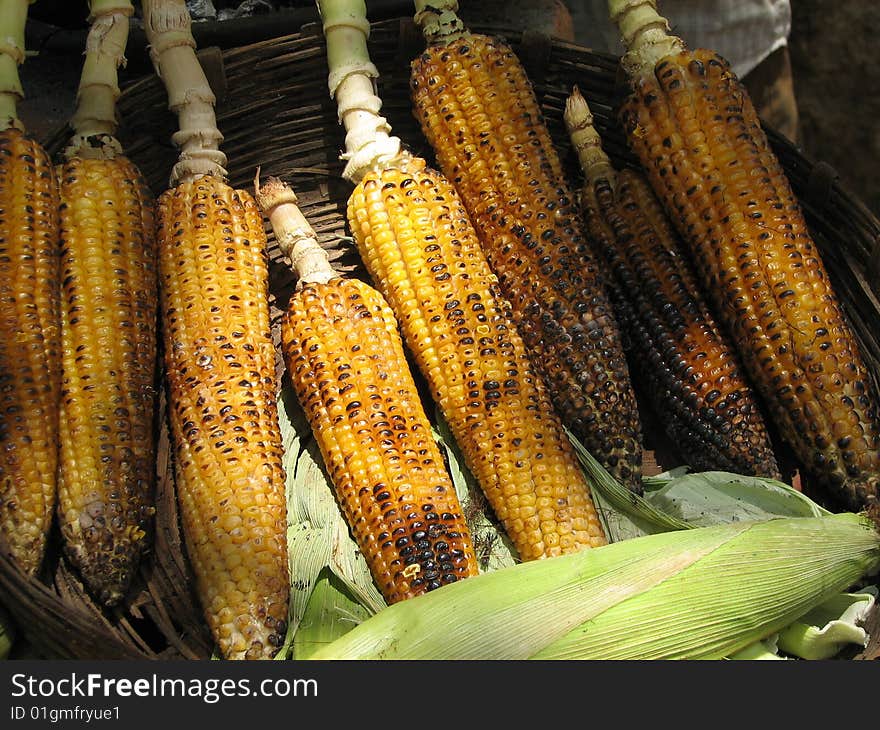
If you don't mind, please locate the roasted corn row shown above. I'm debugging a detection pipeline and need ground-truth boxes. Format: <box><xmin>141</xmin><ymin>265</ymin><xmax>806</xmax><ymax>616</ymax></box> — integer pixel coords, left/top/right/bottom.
<box><xmin>318</xmin><ymin>0</ymin><xmax>606</xmax><ymax>559</ymax></box>
<box><xmin>564</xmin><ymin>87</ymin><xmax>780</xmax><ymax>478</ymax></box>
<box><xmin>348</xmin><ymin>155</ymin><xmax>607</xmax><ymax>560</ymax></box>
<box><xmin>0</xmin><ymin>127</ymin><xmax>61</xmax><ymax>576</ymax></box>
<box><xmin>256</xmin><ymin>174</ymin><xmax>479</xmax><ymax>602</ymax></box>
<box><xmin>409</xmin><ymin>3</ymin><xmax>644</xmax><ymax>493</ymax></box>
<box><xmin>157</xmin><ymin>176</ymin><xmax>289</xmax><ymax>659</ymax></box>
<box><xmin>610</xmin><ymin>0</ymin><xmax>880</xmax><ymax>508</ymax></box>
<box><xmin>56</xmin><ymin>151</ymin><xmax>158</xmax><ymax>606</ymax></box>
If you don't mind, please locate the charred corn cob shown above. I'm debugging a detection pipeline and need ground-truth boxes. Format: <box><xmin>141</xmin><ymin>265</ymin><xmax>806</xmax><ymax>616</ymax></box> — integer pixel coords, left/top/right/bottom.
<box><xmin>564</xmin><ymin>87</ymin><xmax>780</xmax><ymax>478</ymax></box>
<box><xmin>609</xmin><ymin>0</ymin><xmax>880</xmax><ymax>508</ymax></box>
<box><xmin>257</xmin><ymin>176</ymin><xmax>478</xmax><ymax>602</ymax></box>
<box><xmin>55</xmin><ymin>0</ymin><xmax>158</xmax><ymax>606</ymax></box>
<box><xmin>409</xmin><ymin>0</ymin><xmax>644</xmax><ymax>493</ymax></box>
<box><xmin>319</xmin><ymin>0</ymin><xmax>606</xmax><ymax>560</ymax></box>
<box><xmin>0</xmin><ymin>0</ymin><xmax>61</xmax><ymax>576</ymax></box>
<box><xmin>144</xmin><ymin>0</ymin><xmax>288</xmax><ymax>659</ymax></box>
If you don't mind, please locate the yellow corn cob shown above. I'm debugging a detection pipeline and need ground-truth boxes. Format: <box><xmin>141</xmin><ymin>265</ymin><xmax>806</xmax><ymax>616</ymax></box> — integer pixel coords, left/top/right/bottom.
<box><xmin>50</xmin><ymin>0</ymin><xmax>159</xmax><ymax>606</ymax></box>
<box><xmin>258</xmin><ymin>176</ymin><xmax>478</xmax><ymax>602</ymax></box>
<box><xmin>144</xmin><ymin>0</ymin><xmax>289</xmax><ymax>659</ymax></box>
<box><xmin>564</xmin><ymin>87</ymin><xmax>780</xmax><ymax>478</ymax></box>
<box><xmin>0</xmin><ymin>0</ymin><xmax>60</xmax><ymax>576</ymax></box>
<box><xmin>157</xmin><ymin>176</ymin><xmax>288</xmax><ymax>659</ymax></box>
<box><xmin>348</xmin><ymin>155</ymin><xmax>607</xmax><ymax>560</ymax></box>
<box><xmin>610</xmin><ymin>0</ymin><xmax>880</xmax><ymax>508</ymax></box>
<box><xmin>56</xmin><ymin>152</ymin><xmax>157</xmax><ymax>605</ymax></box>
<box><xmin>409</xmin><ymin>1</ymin><xmax>644</xmax><ymax>493</ymax></box>
<box><xmin>0</xmin><ymin>127</ymin><xmax>61</xmax><ymax>576</ymax></box>
<box><xmin>284</xmin><ymin>277</ymin><xmax>480</xmax><ymax>599</ymax></box>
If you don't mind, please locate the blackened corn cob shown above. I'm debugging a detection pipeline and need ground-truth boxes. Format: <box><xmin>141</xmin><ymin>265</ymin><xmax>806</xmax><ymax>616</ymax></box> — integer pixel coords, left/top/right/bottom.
<box><xmin>565</xmin><ymin>87</ymin><xmax>780</xmax><ymax>478</ymax></box>
<box><xmin>283</xmin><ymin>277</ymin><xmax>479</xmax><ymax>600</ymax></box>
<box><xmin>348</xmin><ymin>154</ymin><xmax>607</xmax><ymax>560</ymax></box>
<box><xmin>612</xmin><ymin>0</ymin><xmax>880</xmax><ymax>508</ymax></box>
<box><xmin>157</xmin><ymin>176</ymin><xmax>289</xmax><ymax>659</ymax></box>
<box><xmin>0</xmin><ymin>127</ymin><xmax>61</xmax><ymax>576</ymax></box>
<box><xmin>410</xmin><ymin>16</ymin><xmax>644</xmax><ymax>493</ymax></box>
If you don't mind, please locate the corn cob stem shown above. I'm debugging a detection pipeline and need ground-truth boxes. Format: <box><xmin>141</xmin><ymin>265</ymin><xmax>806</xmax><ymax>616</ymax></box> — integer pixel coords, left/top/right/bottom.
<box><xmin>320</xmin><ymin>0</ymin><xmax>607</xmax><ymax>560</ymax></box>
<box><xmin>257</xmin><ymin>174</ymin><xmax>479</xmax><ymax>601</ymax></box>
<box><xmin>564</xmin><ymin>86</ymin><xmax>780</xmax><ymax>478</ymax></box>
<box><xmin>65</xmin><ymin>0</ymin><xmax>132</xmax><ymax>152</ymax></box>
<box><xmin>411</xmin><ymin>0</ymin><xmax>467</xmax><ymax>44</ymax></box>
<box><xmin>608</xmin><ymin>0</ymin><xmax>880</xmax><ymax>509</ymax></box>
<box><xmin>0</xmin><ymin>0</ymin><xmax>61</xmax><ymax>576</ymax></box>
<box><xmin>55</xmin><ymin>0</ymin><xmax>158</xmax><ymax>605</ymax></box>
<box><xmin>143</xmin><ymin>0</ymin><xmax>226</xmax><ymax>185</ymax></box>
<box><xmin>318</xmin><ymin>0</ymin><xmax>401</xmax><ymax>182</ymax></box>
<box><xmin>0</xmin><ymin>0</ymin><xmax>27</xmax><ymax>130</ymax></box>
<box><xmin>143</xmin><ymin>0</ymin><xmax>289</xmax><ymax>659</ymax></box>
<box><xmin>253</xmin><ymin>174</ymin><xmax>335</xmax><ymax>285</ymax></box>
<box><xmin>607</xmin><ymin>0</ymin><xmax>683</xmax><ymax>78</ymax></box>
<box><xmin>563</xmin><ymin>89</ymin><xmax>616</xmax><ymax>191</ymax></box>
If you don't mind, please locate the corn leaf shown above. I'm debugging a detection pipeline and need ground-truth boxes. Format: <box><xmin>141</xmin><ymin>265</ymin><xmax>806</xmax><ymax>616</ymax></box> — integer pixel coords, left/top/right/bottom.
<box><xmin>567</xmin><ymin>431</ymin><xmax>832</xmax><ymax>536</ymax></box>
<box><xmin>727</xmin><ymin>638</ymin><xmax>786</xmax><ymax>660</ymax></box>
<box><xmin>775</xmin><ymin>587</ymin><xmax>877</xmax><ymax>660</ymax></box>
<box><xmin>642</xmin><ymin>471</ymin><xmax>831</xmax><ymax>525</ymax></box>
<box><xmin>310</xmin><ymin>514</ymin><xmax>880</xmax><ymax>660</ymax></box>
<box><xmin>293</xmin><ymin>567</ymin><xmax>374</xmax><ymax>660</ymax></box>
<box><xmin>433</xmin><ymin>409</ymin><xmax>518</xmax><ymax>571</ymax></box>
<box><xmin>567</xmin><ymin>431</ymin><xmax>691</xmax><ymax>534</ymax></box>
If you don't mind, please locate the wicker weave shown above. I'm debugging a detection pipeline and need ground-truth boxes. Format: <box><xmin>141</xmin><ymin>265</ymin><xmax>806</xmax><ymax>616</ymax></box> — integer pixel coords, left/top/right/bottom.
<box><xmin>1</xmin><ymin>17</ymin><xmax>877</xmax><ymax>660</ymax></box>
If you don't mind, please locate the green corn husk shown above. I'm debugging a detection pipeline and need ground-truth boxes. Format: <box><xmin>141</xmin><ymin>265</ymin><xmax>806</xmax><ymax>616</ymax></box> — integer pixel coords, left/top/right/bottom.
<box><xmin>294</xmin><ymin>567</ymin><xmax>375</xmax><ymax>660</ymax></box>
<box><xmin>308</xmin><ymin>513</ymin><xmax>880</xmax><ymax>660</ymax></box>
<box><xmin>774</xmin><ymin>587</ymin><xmax>877</xmax><ymax>660</ymax></box>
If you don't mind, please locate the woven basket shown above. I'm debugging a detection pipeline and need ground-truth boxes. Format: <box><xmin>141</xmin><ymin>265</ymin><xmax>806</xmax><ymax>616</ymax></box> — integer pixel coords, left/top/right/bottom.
<box><xmin>2</xmin><ymin>17</ymin><xmax>879</xmax><ymax>660</ymax></box>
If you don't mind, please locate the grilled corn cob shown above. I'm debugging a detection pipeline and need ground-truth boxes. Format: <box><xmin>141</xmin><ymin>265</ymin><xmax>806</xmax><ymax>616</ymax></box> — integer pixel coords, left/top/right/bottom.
<box><xmin>564</xmin><ymin>86</ymin><xmax>780</xmax><ymax>478</ymax></box>
<box><xmin>409</xmin><ymin>0</ymin><xmax>644</xmax><ymax>493</ymax></box>
<box><xmin>609</xmin><ymin>0</ymin><xmax>880</xmax><ymax>509</ymax></box>
<box><xmin>144</xmin><ymin>0</ymin><xmax>288</xmax><ymax>659</ymax></box>
<box><xmin>257</xmin><ymin>176</ymin><xmax>478</xmax><ymax>602</ymax></box>
<box><xmin>55</xmin><ymin>0</ymin><xmax>158</xmax><ymax>606</ymax></box>
<box><xmin>319</xmin><ymin>0</ymin><xmax>606</xmax><ymax>560</ymax></box>
<box><xmin>0</xmin><ymin>0</ymin><xmax>61</xmax><ymax>576</ymax></box>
